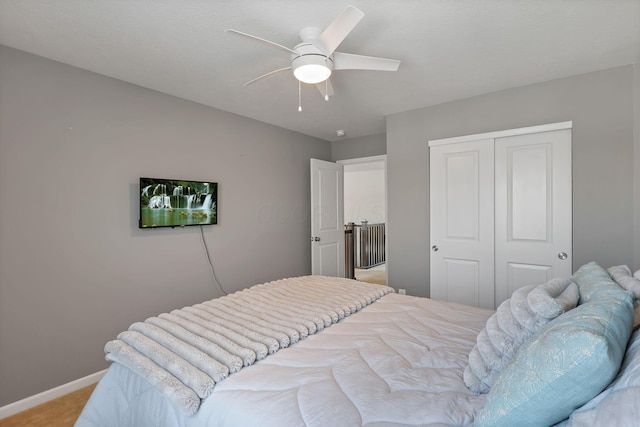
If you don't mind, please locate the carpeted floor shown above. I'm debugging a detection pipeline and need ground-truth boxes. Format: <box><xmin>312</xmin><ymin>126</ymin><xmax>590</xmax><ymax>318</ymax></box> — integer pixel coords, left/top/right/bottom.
<box><xmin>355</xmin><ymin>263</ymin><xmax>386</xmax><ymax>285</ymax></box>
<box><xmin>0</xmin><ymin>384</ymin><xmax>96</xmax><ymax>427</ymax></box>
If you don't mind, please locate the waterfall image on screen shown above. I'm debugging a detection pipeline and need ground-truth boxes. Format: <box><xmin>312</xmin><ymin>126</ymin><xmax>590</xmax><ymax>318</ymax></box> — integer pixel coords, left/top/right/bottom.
<box><xmin>139</xmin><ymin>178</ymin><xmax>217</xmax><ymax>228</ymax></box>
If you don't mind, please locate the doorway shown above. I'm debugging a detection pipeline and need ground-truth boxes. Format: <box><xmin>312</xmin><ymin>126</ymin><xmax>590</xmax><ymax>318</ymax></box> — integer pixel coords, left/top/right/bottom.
<box><xmin>338</xmin><ymin>155</ymin><xmax>387</xmax><ymax>285</ymax></box>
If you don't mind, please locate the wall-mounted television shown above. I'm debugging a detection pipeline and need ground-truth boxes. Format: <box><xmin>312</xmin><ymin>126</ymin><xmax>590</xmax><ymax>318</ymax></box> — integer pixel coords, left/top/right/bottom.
<box><xmin>139</xmin><ymin>177</ymin><xmax>218</xmax><ymax>228</ymax></box>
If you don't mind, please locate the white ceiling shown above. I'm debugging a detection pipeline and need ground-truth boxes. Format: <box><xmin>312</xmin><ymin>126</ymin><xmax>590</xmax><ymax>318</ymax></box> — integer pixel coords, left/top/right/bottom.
<box><xmin>1</xmin><ymin>0</ymin><xmax>639</xmax><ymax>142</ymax></box>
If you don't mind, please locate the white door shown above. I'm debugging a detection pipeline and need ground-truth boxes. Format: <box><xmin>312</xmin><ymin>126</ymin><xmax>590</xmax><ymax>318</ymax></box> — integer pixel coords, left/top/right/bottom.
<box><xmin>494</xmin><ymin>129</ymin><xmax>572</xmax><ymax>306</ymax></box>
<box><xmin>430</xmin><ymin>139</ymin><xmax>496</xmax><ymax>309</ymax></box>
<box><xmin>310</xmin><ymin>159</ymin><xmax>345</xmax><ymax>276</ymax></box>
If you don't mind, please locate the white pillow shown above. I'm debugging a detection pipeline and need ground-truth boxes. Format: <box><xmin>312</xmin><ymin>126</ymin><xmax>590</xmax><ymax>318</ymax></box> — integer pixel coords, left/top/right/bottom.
<box><xmin>607</xmin><ymin>265</ymin><xmax>640</xmax><ymax>299</ymax></box>
<box><xmin>463</xmin><ymin>278</ymin><xmax>579</xmax><ymax>394</ymax></box>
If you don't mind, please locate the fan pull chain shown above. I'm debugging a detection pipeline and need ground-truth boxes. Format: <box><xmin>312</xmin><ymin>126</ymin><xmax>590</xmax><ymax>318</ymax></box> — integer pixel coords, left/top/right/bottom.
<box><xmin>298</xmin><ymin>80</ymin><xmax>302</xmax><ymax>112</ymax></box>
<box><xmin>325</xmin><ymin>79</ymin><xmax>329</xmax><ymax>101</ymax></box>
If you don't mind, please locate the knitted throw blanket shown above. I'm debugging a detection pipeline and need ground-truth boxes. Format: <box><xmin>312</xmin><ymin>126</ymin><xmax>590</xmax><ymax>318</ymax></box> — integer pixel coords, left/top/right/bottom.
<box><xmin>104</xmin><ymin>276</ymin><xmax>392</xmax><ymax>414</ymax></box>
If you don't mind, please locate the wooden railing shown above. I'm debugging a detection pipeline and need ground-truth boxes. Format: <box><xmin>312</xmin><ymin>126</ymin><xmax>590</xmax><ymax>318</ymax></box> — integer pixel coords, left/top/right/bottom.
<box><xmin>345</xmin><ymin>221</ymin><xmax>386</xmax><ymax>278</ymax></box>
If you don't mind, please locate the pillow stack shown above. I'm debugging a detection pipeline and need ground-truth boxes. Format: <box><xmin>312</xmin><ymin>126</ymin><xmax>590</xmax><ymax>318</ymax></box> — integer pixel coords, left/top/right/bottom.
<box><xmin>464</xmin><ymin>278</ymin><xmax>579</xmax><ymax>394</ymax></box>
<box><xmin>475</xmin><ymin>262</ymin><xmax>635</xmax><ymax>427</ymax></box>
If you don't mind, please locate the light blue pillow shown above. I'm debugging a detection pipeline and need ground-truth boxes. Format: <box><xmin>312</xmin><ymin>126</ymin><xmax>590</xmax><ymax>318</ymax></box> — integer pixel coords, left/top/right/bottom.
<box><xmin>475</xmin><ymin>262</ymin><xmax>634</xmax><ymax>427</ymax></box>
<box><xmin>574</xmin><ymin>261</ymin><xmax>623</xmax><ymax>303</ymax></box>
<box><xmin>562</xmin><ymin>328</ymin><xmax>640</xmax><ymax>426</ymax></box>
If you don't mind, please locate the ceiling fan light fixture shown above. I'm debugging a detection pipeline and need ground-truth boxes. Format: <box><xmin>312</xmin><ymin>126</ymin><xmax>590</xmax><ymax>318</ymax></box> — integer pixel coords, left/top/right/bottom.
<box><xmin>294</xmin><ymin>64</ymin><xmax>331</xmax><ymax>84</ymax></box>
<box><xmin>292</xmin><ymin>54</ymin><xmax>333</xmax><ymax>84</ymax></box>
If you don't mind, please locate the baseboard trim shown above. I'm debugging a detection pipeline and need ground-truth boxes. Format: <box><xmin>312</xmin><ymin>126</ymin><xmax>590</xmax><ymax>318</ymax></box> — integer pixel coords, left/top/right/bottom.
<box><xmin>0</xmin><ymin>369</ymin><xmax>107</xmax><ymax>419</ymax></box>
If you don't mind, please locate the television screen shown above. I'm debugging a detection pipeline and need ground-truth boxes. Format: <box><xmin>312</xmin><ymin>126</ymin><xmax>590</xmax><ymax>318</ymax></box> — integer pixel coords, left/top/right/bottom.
<box><xmin>139</xmin><ymin>177</ymin><xmax>217</xmax><ymax>228</ymax></box>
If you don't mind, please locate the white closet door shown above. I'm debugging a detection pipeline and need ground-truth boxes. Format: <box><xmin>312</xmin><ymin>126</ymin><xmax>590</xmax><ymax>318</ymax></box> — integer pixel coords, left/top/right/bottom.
<box><xmin>494</xmin><ymin>129</ymin><xmax>572</xmax><ymax>306</ymax></box>
<box><xmin>430</xmin><ymin>139</ymin><xmax>495</xmax><ymax>309</ymax></box>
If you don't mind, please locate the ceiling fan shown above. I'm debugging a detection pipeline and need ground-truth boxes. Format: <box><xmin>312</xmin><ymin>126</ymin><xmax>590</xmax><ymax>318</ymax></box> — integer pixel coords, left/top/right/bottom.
<box><xmin>227</xmin><ymin>5</ymin><xmax>401</xmax><ymax>110</ymax></box>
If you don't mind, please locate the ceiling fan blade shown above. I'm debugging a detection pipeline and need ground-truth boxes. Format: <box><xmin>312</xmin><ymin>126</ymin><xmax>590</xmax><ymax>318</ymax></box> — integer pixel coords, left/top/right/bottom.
<box><xmin>244</xmin><ymin>67</ymin><xmax>292</xmax><ymax>85</ymax></box>
<box><xmin>318</xmin><ymin>5</ymin><xmax>364</xmax><ymax>55</ymax></box>
<box><xmin>333</xmin><ymin>52</ymin><xmax>401</xmax><ymax>71</ymax></box>
<box><xmin>226</xmin><ymin>29</ymin><xmax>297</xmax><ymax>55</ymax></box>
<box><xmin>316</xmin><ymin>79</ymin><xmax>334</xmax><ymax>99</ymax></box>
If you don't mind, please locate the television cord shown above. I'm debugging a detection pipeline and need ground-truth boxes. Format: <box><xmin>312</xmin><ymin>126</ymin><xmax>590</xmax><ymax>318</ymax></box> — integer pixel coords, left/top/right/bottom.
<box><xmin>200</xmin><ymin>225</ymin><xmax>227</xmax><ymax>296</ymax></box>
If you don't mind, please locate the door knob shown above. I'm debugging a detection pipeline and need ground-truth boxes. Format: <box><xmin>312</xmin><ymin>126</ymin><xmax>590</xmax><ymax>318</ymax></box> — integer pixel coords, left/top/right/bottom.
<box><xmin>432</xmin><ymin>245</ymin><xmax>439</xmax><ymax>252</ymax></box>
<box><xmin>310</xmin><ymin>236</ymin><xmax>321</xmax><ymax>242</ymax></box>
<box><xmin>558</xmin><ymin>252</ymin><xmax>568</xmax><ymax>260</ymax></box>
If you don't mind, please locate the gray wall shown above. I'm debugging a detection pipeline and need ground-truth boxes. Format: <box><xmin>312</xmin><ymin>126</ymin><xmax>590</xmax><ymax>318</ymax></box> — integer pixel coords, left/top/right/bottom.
<box><xmin>0</xmin><ymin>46</ymin><xmax>330</xmax><ymax>406</ymax></box>
<box><xmin>331</xmin><ymin>132</ymin><xmax>386</xmax><ymax>161</ymax></box>
<box><xmin>387</xmin><ymin>66</ymin><xmax>636</xmax><ymax>298</ymax></box>
<box><xmin>635</xmin><ymin>64</ymin><xmax>640</xmax><ymax>270</ymax></box>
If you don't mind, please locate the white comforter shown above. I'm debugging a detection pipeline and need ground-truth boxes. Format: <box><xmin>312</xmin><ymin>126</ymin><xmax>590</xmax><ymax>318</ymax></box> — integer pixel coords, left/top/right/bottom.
<box><xmin>76</xmin><ymin>291</ymin><xmax>492</xmax><ymax>427</ymax></box>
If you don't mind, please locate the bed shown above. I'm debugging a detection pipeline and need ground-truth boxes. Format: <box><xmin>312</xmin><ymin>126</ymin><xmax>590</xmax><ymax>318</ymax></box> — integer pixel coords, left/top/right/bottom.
<box><xmin>76</xmin><ymin>264</ymin><xmax>640</xmax><ymax>427</ymax></box>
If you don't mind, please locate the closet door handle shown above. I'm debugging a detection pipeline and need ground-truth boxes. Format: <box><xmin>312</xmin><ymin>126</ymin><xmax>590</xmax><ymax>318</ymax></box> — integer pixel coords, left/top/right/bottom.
<box><xmin>432</xmin><ymin>245</ymin><xmax>439</xmax><ymax>252</ymax></box>
<box><xmin>558</xmin><ymin>252</ymin><xmax>568</xmax><ymax>260</ymax></box>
